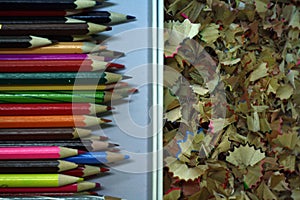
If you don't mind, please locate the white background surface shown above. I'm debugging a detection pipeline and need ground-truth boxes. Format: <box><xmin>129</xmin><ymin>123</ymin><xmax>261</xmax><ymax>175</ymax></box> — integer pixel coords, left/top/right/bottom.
<box><xmin>91</xmin><ymin>1</ymin><xmax>154</xmax><ymax>199</ymax></box>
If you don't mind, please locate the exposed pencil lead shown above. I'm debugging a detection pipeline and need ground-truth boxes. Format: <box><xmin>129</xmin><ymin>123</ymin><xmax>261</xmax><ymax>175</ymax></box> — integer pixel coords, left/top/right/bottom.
<box><xmin>126</xmin><ymin>15</ymin><xmax>136</xmax><ymax>20</ymax></box>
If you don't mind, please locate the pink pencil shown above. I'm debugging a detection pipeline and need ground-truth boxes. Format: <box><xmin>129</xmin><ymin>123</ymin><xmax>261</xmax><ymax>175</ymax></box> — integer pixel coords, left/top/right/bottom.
<box><xmin>0</xmin><ymin>182</ymin><xmax>100</xmax><ymax>193</ymax></box>
<box><xmin>0</xmin><ymin>146</ymin><xmax>81</xmax><ymax>160</ymax></box>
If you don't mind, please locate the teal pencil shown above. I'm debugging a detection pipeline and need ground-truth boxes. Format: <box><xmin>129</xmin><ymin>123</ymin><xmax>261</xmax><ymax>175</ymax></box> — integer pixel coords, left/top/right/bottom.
<box><xmin>0</xmin><ymin>91</ymin><xmax>128</xmax><ymax>103</ymax></box>
<box><xmin>0</xmin><ymin>72</ymin><xmax>130</xmax><ymax>85</ymax></box>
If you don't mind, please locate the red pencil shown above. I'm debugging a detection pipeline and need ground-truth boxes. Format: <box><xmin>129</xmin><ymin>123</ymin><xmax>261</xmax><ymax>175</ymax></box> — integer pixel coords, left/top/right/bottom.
<box><xmin>63</xmin><ymin>165</ymin><xmax>109</xmax><ymax>177</ymax></box>
<box><xmin>0</xmin><ymin>103</ymin><xmax>112</xmax><ymax>116</ymax></box>
<box><xmin>0</xmin><ymin>60</ymin><xmax>125</xmax><ymax>72</ymax></box>
<box><xmin>0</xmin><ymin>146</ymin><xmax>82</xmax><ymax>160</ymax></box>
<box><xmin>0</xmin><ymin>181</ymin><xmax>100</xmax><ymax>193</ymax></box>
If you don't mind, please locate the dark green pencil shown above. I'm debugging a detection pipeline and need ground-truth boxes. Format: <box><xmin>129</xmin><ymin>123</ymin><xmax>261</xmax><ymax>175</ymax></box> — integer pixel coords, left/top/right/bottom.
<box><xmin>0</xmin><ymin>72</ymin><xmax>128</xmax><ymax>85</ymax></box>
<box><xmin>0</xmin><ymin>90</ymin><xmax>128</xmax><ymax>103</ymax></box>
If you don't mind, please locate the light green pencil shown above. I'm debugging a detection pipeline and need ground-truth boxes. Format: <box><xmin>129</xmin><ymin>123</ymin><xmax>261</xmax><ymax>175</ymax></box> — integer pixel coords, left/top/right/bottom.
<box><xmin>0</xmin><ymin>174</ymin><xmax>83</xmax><ymax>187</ymax></box>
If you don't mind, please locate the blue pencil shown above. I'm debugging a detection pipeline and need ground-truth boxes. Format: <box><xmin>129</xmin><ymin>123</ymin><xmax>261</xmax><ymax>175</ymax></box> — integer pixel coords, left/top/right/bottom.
<box><xmin>64</xmin><ymin>151</ymin><xmax>129</xmax><ymax>164</ymax></box>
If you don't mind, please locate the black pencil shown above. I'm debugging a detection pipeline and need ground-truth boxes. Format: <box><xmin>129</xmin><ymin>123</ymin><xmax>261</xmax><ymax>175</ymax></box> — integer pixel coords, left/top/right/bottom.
<box><xmin>40</xmin><ymin>35</ymin><xmax>92</xmax><ymax>42</ymax></box>
<box><xmin>70</xmin><ymin>11</ymin><xmax>136</xmax><ymax>24</ymax></box>
<box><xmin>0</xmin><ymin>35</ymin><xmax>54</xmax><ymax>48</ymax></box>
<box><xmin>0</xmin><ymin>140</ymin><xmax>119</xmax><ymax>151</ymax></box>
<box><xmin>0</xmin><ymin>23</ymin><xmax>111</xmax><ymax>36</ymax></box>
<box><xmin>0</xmin><ymin>128</ymin><xmax>92</xmax><ymax>141</ymax></box>
<box><xmin>0</xmin><ymin>17</ymin><xmax>89</xmax><ymax>24</ymax></box>
<box><xmin>0</xmin><ymin>0</ymin><xmax>101</xmax><ymax>10</ymax></box>
<box><xmin>0</xmin><ymin>160</ymin><xmax>78</xmax><ymax>173</ymax></box>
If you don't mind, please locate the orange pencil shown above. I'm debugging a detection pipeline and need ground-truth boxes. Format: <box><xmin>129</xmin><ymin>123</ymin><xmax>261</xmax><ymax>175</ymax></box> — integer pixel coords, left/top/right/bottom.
<box><xmin>0</xmin><ymin>115</ymin><xmax>111</xmax><ymax>128</ymax></box>
<box><xmin>0</xmin><ymin>42</ymin><xmax>106</xmax><ymax>54</ymax></box>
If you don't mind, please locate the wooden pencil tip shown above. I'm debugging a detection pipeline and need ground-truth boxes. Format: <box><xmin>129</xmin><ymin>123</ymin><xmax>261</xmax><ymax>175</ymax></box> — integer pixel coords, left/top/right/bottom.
<box><xmin>127</xmin><ymin>15</ymin><xmax>136</xmax><ymax>20</ymax></box>
<box><xmin>106</xmin><ymin>26</ymin><xmax>112</xmax><ymax>31</ymax></box>
<box><xmin>124</xmin><ymin>155</ymin><xmax>130</xmax><ymax>160</ymax></box>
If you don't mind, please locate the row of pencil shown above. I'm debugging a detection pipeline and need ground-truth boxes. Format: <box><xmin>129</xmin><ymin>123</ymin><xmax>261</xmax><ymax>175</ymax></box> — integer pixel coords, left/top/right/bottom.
<box><xmin>0</xmin><ymin>0</ymin><xmax>135</xmax><ymax>199</ymax></box>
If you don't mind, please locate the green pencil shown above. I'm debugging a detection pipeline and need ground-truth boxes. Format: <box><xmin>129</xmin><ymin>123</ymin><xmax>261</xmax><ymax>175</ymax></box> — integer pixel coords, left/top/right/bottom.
<box><xmin>0</xmin><ymin>90</ymin><xmax>128</xmax><ymax>103</ymax></box>
<box><xmin>0</xmin><ymin>174</ymin><xmax>83</xmax><ymax>187</ymax></box>
<box><xmin>0</xmin><ymin>72</ymin><xmax>129</xmax><ymax>85</ymax></box>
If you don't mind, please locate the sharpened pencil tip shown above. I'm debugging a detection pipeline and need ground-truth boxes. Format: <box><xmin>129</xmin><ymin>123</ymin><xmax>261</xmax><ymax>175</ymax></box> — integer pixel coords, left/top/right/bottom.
<box><xmin>99</xmin><ymin>136</ymin><xmax>109</xmax><ymax>140</ymax></box>
<box><xmin>101</xmin><ymin>167</ymin><xmax>110</xmax><ymax>172</ymax></box>
<box><xmin>124</xmin><ymin>155</ymin><xmax>130</xmax><ymax>160</ymax></box>
<box><xmin>122</xmin><ymin>75</ymin><xmax>132</xmax><ymax>80</ymax></box>
<box><xmin>96</xmin><ymin>182</ymin><xmax>101</xmax><ymax>188</ymax></box>
<box><xmin>78</xmin><ymin>150</ymin><xmax>87</xmax><ymax>155</ymax></box>
<box><xmin>106</xmin><ymin>26</ymin><xmax>112</xmax><ymax>31</ymax></box>
<box><xmin>107</xmin><ymin>63</ymin><xmax>125</xmax><ymax>69</ymax></box>
<box><xmin>107</xmin><ymin>106</ymin><xmax>114</xmax><ymax>110</ymax></box>
<box><xmin>126</xmin><ymin>15</ymin><xmax>136</xmax><ymax>20</ymax></box>
<box><xmin>101</xmin><ymin>118</ymin><xmax>112</xmax><ymax>123</ymax></box>
<box><xmin>95</xmin><ymin>1</ymin><xmax>102</xmax><ymax>6</ymax></box>
<box><xmin>129</xmin><ymin>88</ymin><xmax>138</xmax><ymax>93</ymax></box>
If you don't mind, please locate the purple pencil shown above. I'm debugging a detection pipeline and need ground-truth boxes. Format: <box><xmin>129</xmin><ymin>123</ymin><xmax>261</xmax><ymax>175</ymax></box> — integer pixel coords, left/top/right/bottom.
<box><xmin>0</xmin><ymin>54</ymin><xmax>113</xmax><ymax>62</ymax></box>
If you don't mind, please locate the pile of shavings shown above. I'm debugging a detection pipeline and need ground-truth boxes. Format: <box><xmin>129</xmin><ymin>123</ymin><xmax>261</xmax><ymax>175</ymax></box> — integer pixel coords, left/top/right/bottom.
<box><xmin>163</xmin><ymin>0</ymin><xmax>300</xmax><ymax>199</ymax></box>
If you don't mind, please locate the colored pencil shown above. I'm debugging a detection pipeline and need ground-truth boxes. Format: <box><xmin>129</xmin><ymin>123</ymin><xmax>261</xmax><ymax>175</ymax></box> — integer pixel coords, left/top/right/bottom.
<box><xmin>83</xmin><ymin>135</ymin><xmax>109</xmax><ymax>141</ymax></box>
<box><xmin>0</xmin><ymin>140</ymin><xmax>119</xmax><ymax>151</ymax></box>
<box><xmin>0</xmin><ymin>59</ymin><xmax>124</xmax><ymax>72</ymax></box>
<box><xmin>0</xmin><ymin>23</ymin><xmax>111</xmax><ymax>36</ymax></box>
<box><xmin>0</xmin><ymin>72</ymin><xmax>126</xmax><ymax>85</ymax></box>
<box><xmin>0</xmin><ymin>181</ymin><xmax>100</xmax><ymax>193</ymax></box>
<box><xmin>0</xmin><ymin>174</ymin><xmax>83</xmax><ymax>187</ymax></box>
<box><xmin>0</xmin><ymin>0</ymin><xmax>100</xmax><ymax>10</ymax></box>
<box><xmin>0</xmin><ymin>196</ymin><xmax>125</xmax><ymax>200</ymax></box>
<box><xmin>0</xmin><ymin>103</ymin><xmax>111</xmax><ymax>116</ymax></box>
<box><xmin>0</xmin><ymin>17</ymin><xmax>89</xmax><ymax>24</ymax></box>
<box><xmin>0</xmin><ymin>35</ymin><xmax>53</xmax><ymax>48</ymax></box>
<box><xmin>42</xmin><ymin>35</ymin><xmax>92</xmax><ymax>42</ymax></box>
<box><xmin>0</xmin><ymin>42</ymin><xmax>107</xmax><ymax>54</ymax></box>
<box><xmin>0</xmin><ymin>146</ymin><xmax>81</xmax><ymax>160</ymax></box>
<box><xmin>63</xmin><ymin>165</ymin><xmax>109</xmax><ymax>177</ymax></box>
<box><xmin>64</xmin><ymin>151</ymin><xmax>130</xmax><ymax>164</ymax></box>
<box><xmin>0</xmin><ymin>90</ymin><xmax>128</xmax><ymax>104</ymax></box>
<box><xmin>0</xmin><ymin>192</ymin><xmax>98</xmax><ymax>197</ymax></box>
<box><xmin>0</xmin><ymin>128</ymin><xmax>92</xmax><ymax>141</ymax></box>
<box><xmin>0</xmin><ymin>10</ymin><xmax>82</xmax><ymax>17</ymax></box>
<box><xmin>0</xmin><ymin>115</ymin><xmax>111</xmax><ymax>128</ymax></box>
<box><xmin>0</xmin><ymin>82</ymin><xmax>129</xmax><ymax>91</ymax></box>
<box><xmin>71</xmin><ymin>11</ymin><xmax>136</xmax><ymax>24</ymax></box>
<box><xmin>0</xmin><ymin>160</ymin><xmax>78</xmax><ymax>173</ymax></box>
<box><xmin>93</xmin><ymin>49</ymin><xmax>125</xmax><ymax>58</ymax></box>
<box><xmin>0</xmin><ymin>54</ymin><xmax>115</xmax><ymax>61</ymax></box>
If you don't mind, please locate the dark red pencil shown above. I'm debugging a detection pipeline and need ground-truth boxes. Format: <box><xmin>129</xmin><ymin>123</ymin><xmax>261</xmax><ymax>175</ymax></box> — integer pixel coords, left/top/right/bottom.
<box><xmin>63</xmin><ymin>165</ymin><xmax>109</xmax><ymax>177</ymax></box>
<box><xmin>0</xmin><ymin>60</ymin><xmax>125</xmax><ymax>72</ymax></box>
<box><xmin>0</xmin><ymin>103</ymin><xmax>112</xmax><ymax>116</ymax></box>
